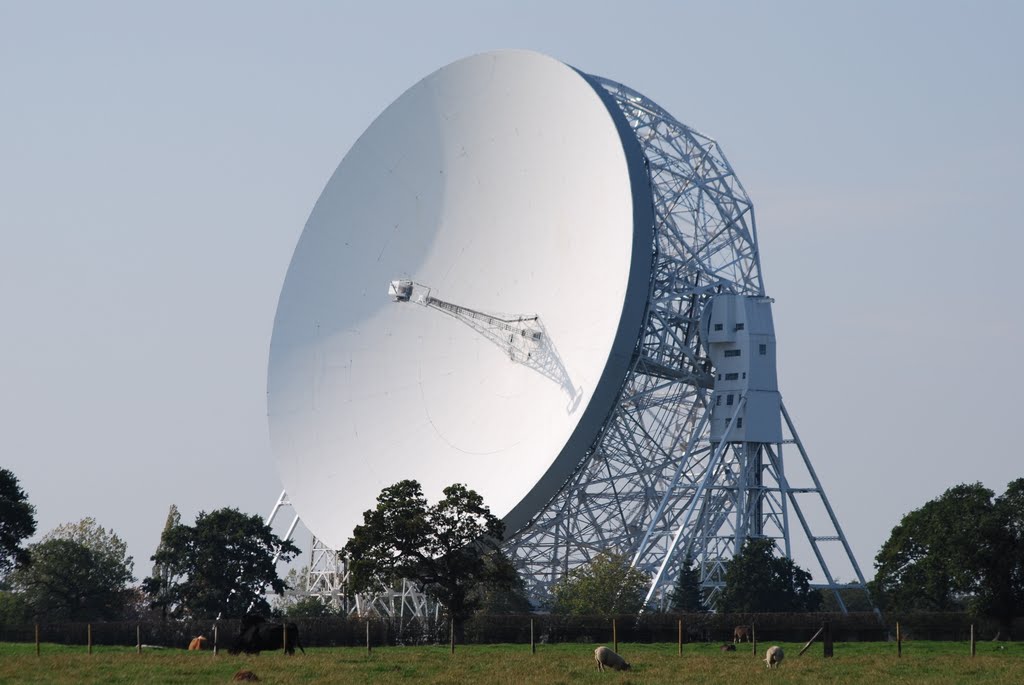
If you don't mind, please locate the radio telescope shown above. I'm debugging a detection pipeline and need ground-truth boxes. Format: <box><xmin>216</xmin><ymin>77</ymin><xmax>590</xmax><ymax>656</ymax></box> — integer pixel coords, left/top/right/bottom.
<box><xmin>268</xmin><ymin>50</ymin><xmax>871</xmax><ymax>611</ymax></box>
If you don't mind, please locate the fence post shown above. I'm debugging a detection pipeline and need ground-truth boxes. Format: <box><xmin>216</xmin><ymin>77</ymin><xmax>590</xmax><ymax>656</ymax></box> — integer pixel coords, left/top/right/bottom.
<box><xmin>896</xmin><ymin>621</ymin><xmax>902</xmax><ymax>658</ymax></box>
<box><xmin>283</xmin><ymin>621</ymin><xmax>288</xmax><ymax>653</ymax></box>
<box><xmin>613</xmin><ymin>618</ymin><xmax>618</xmax><ymax>653</ymax></box>
<box><xmin>88</xmin><ymin>624</ymin><xmax>92</xmax><ymax>655</ymax></box>
<box><xmin>970</xmin><ymin>624</ymin><xmax>976</xmax><ymax>657</ymax></box>
<box><xmin>367</xmin><ymin>620</ymin><xmax>372</xmax><ymax>656</ymax></box>
<box><xmin>136</xmin><ymin>625</ymin><xmax>141</xmax><ymax>654</ymax></box>
<box><xmin>530</xmin><ymin>618</ymin><xmax>536</xmax><ymax>654</ymax></box>
<box><xmin>823</xmin><ymin>620</ymin><xmax>833</xmax><ymax>658</ymax></box>
<box><xmin>751</xmin><ymin>623</ymin><xmax>756</xmax><ymax>656</ymax></box>
<box><xmin>450</xmin><ymin>618</ymin><xmax>455</xmax><ymax>654</ymax></box>
<box><xmin>34</xmin><ymin>624</ymin><xmax>39</xmax><ymax>657</ymax></box>
<box><xmin>213</xmin><ymin>624</ymin><xmax>218</xmax><ymax>656</ymax></box>
<box><xmin>678</xmin><ymin>618</ymin><xmax>682</xmax><ymax>656</ymax></box>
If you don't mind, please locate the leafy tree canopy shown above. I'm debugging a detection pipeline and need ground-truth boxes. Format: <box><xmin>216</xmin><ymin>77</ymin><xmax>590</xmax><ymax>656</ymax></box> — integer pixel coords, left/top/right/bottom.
<box><xmin>0</xmin><ymin>590</ymin><xmax>31</xmax><ymax>625</ymax></box>
<box><xmin>148</xmin><ymin>504</ymin><xmax>181</xmax><ymax>615</ymax></box>
<box><xmin>284</xmin><ymin>595</ymin><xmax>337</xmax><ymax>618</ymax></box>
<box><xmin>670</xmin><ymin>556</ymin><xmax>706</xmax><ymax>612</ymax></box>
<box><xmin>817</xmin><ymin>582</ymin><xmax>876</xmax><ymax>613</ymax></box>
<box><xmin>44</xmin><ymin>517</ymin><xmax>134</xmax><ymax>578</ymax></box>
<box><xmin>550</xmin><ymin>550</ymin><xmax>649</xmax><ymax>617</ymax></box>
<box><xmin>0</xmin><ymin>468</ymin><xmax>36</xmax><ymax>577</ymax></box>
<box><xmin>11</xmin><ymin>530</ymin><xmax>135</xmax><ymax>621</ymax></box>
<box><xmin>343</xmin><ymin>480</ymin><xmax>514</xmax><ymax>630</ymax></box>
<box><xmin>468</xmin><ymin>558</ymin><xmax>534</xmax><ymax>615</ymax></box>
<box><xmin>143</xmin><ymin>507</ymin><xmax>299</xmax><ymax>619</ymax></box>
<box><xmin>991</xmin><ymin>479</ymin><xmax>1024</xmax><ymax>618</ymax></box>
<box><xmin>872</xmin><ymin>480</ymin><xmax>1024</xmax><ymax>620</ymax></box>
<box><xmin>715</xmin><ymin>537</ymin><xmax>821</xmax><ymax>613</ymax></box>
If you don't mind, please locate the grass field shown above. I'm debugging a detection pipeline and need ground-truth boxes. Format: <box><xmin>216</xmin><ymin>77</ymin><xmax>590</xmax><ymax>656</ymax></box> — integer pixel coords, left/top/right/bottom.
<box><xmin>1</xmin><ymin>641</ymin><xmax>1022</xmax><ymax>684</ymax></box>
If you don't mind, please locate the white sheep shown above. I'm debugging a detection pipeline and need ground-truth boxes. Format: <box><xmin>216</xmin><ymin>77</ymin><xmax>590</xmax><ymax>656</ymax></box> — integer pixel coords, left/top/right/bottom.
<box><xmin>764</xmin><ymin>645</ymin><xmax>784</xmax><ymax>668</ymax></box>
<box><xmin>594</xmin><ymin>645</ymin><xmax>631</xmax><ymax>672</ymax></box>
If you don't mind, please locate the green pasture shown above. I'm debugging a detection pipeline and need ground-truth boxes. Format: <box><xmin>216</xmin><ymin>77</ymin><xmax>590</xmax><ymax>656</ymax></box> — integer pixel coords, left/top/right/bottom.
<box><xmin>0</xmin><ymin>641</ymin><xmax>1021</xmax><ymax>684</ymax></box>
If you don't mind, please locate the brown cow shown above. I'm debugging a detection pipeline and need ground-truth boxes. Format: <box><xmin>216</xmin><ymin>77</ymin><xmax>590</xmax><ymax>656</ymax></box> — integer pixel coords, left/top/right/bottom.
<box><xmin>733</xmin><ymin>625</ymin><xmax>751</xmax><ymax>643</ymax></box>
<box><xmin>188</xmin><ymin>636</ymin><xmax>208</xmax><ymax>650</ymax></box>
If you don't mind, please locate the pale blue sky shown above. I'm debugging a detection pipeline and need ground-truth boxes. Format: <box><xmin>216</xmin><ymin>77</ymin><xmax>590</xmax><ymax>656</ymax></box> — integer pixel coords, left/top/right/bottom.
<box><xmin>2</xmin><ymin>1</ymin><xmax>1021</xmax><ymax>583</ymax></box>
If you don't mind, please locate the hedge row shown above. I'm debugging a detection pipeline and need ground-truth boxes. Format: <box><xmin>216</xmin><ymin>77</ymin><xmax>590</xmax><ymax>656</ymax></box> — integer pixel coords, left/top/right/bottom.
<box><xmin>1</xmin><ymin>612</ymin><xmax>1020</xmax><ymax>648</ymax></box>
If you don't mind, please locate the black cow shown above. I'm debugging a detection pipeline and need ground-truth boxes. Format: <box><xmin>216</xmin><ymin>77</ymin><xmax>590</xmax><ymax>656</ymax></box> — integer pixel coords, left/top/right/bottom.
<box><xmin>229</xmin><ymin>616</ymin><xmax>305</xmax><ymax>655</ymax></box>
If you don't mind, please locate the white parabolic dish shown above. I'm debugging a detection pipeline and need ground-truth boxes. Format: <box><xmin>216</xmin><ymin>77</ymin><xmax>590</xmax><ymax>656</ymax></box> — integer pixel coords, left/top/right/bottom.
<box><xmin>268</xmin><ymin>50</ymin><xmax>654</xmax><ymax>551</ymax></box>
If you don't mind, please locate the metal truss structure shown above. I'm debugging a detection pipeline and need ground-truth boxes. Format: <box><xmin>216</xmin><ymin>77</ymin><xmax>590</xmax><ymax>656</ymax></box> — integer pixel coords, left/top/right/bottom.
<box><xmin>265</xmin><ymin>491</ymin><xmax>438</xmax><ymax>619</ymax></box>
<box><xmin>389</xmin><ymin>280</ymin><xmax>576</xmax><ymax>399</ymax></box>
<box><xmin>503</xmin><ymin>77</ymin><xmax>872</xmax><ymax>611</ymax></box>
<box><xmin>266</xmin><ymin>71</ymin><xmax>871</xmax><ymax>616</ymax></box>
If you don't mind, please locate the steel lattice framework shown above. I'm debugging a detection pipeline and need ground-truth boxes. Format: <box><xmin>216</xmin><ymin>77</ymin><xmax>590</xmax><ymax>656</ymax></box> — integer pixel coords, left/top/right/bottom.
<box><xmin>504</xmin><ymin>77</ymin><xmax>871</xmax><ymax>610</ymax></box>
<box><xmin>265</xmin><ymin>493</ymin><xmax>440</xmax><ymax>618</ymax></box>
<box><xmin>267</xmin><ymin>65</ymin><xmax>872</xmax><ymax>615</ymax></box>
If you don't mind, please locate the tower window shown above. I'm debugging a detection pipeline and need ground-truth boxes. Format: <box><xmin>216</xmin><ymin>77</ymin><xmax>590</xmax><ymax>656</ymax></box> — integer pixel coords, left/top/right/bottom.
<box><xmin>726</xmin><ymin>394</ymin><xmax>734</xmax><ymax>406</ymax></box>
<box><xmin>735</xmin><ymin>323</ymin><xmax>745</xmax><ymax>331</ymax></box>
<box><xmin>714</xmin><ymin>323</ymin><xmax>723</xmax><ymax>331</ymax></box>
<box><xmin>737</xmin><ymin>417</ymin><xmax>743</xmax><ymax>428</ymax></box>
<box><xmin>716</xmin><ymin>395</ymin><xmax>721</xmax><ymax>406</ymax></box>
<box><xmin>759</xmin><ymin>344</ymin><xmax>767</xmax><ymax>355</ymax></box>
<box><xmin>724</xmin><ymin>349</ymin><xmax>741</xmax><ymax>358</ymax></box>
<box><xmin>725</xmin><ymin>372</ymin><xmax>739</xmax><ymax>380</ymax></box>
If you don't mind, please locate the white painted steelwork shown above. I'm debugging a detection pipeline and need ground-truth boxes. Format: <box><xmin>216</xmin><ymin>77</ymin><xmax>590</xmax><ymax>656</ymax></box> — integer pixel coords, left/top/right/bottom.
<box><xmin>700</xmin><ymin>295</ymin><xmax>781</xmax><ymax>444</ymax></box>
<box><xmin>268</xmin><ymin>51</ymin><xmax>872</xmax><ymax>612</ymax></box>
<box><xmin>263</xmin><ymin>493</ymin><xmax>436</xmax><ymax>618</ymax></box>
<box><xmin>389</xmin><ymin>280</ymin><xmax>546</xmax><ymax>367</ymax></box>
<box><xmin>502</xmin><ymin>76</ymin><xmax>871</xmax><ymax>610</ymax></box>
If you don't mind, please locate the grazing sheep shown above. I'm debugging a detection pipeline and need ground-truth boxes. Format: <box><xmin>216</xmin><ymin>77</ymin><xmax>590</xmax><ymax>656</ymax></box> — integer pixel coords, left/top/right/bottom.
<box><xmin>720</xmin><ymin>644</ymin><xmax>736</xmax><ymax>652</ymax></box>
<box><xmin>733</xmin><ymin>625</ymin><xmax>751</xmax><ymax>642</ymax></box>
<box><xmin>764</xmin><ymin>645</ymin><xmax>784</xmax><ymax>668</ymax></box>
<box><xmin>232</xmin><ymin>670</ymin><xmax>259</xmax><ymax>682</ymax></box>
<box><xmin>187</xmin><ymin>636</ymin><xmax>208</xmax><ymax>650</ymax></box>
<box><xmin>594</xmin><ymin>646</ymin><xmax>631</xmax><ymax>672</ymax></box>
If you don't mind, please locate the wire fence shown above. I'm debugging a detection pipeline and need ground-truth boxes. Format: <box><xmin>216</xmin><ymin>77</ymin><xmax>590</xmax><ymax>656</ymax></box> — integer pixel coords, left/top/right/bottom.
<box><xmin>1</xmin><ymin>613</ymin><xmax>1021</xmax><ymax>650</ymax></box>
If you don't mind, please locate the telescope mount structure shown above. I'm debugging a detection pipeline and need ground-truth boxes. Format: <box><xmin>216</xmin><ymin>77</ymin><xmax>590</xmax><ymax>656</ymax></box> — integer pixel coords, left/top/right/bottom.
<box><xmin>266</xmin><ymin>51</ymin><xmax>872</xmax><ymax>614</ymax></box>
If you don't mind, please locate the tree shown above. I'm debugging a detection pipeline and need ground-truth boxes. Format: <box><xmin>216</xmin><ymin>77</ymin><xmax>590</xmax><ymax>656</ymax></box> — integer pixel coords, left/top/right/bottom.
<box><xmin>43</xmin><ymin>517</ymin><xmax>134</xmax><ymax>579</ymax></box>
<box><xmin>10</xmin><ymin>518</ymin><xmax>135</xmax><ymax>621</ymax></box>
<box><xmin>817</xmin><ymin>582</ymin><xmax>876</xmax><ymax>613</ymax></box>
<box><xmin>670</xmin><ymin>556</ymin><xmax>705</xmax><ymax>612</ymax></box>
<box><xmin>872</xmin><ymin>480</ymin><xmax>1024</xmax><ymax>628</ymax></box>
<box><xmin>0</xmin><ymin>590</ymin><xmax>31</xmax><ymax>625</ymax></box>
<box><xmin>990</xmin><ymin>479</ymin><xmax>1024</xmax><ymax>623</ymax></box>
<box><xmin>0</xmin><ymin>468</ymin><xmax>36</xmax><ymax>577</ymax></box>
<box><xmin>468</xmin><ymin>558</ymin><xmax>534</xmax><ymax>615</ymax></box>
<box><xmin>148</xmin><ymin>504</ymin><xmax>181</xmax><ymax>617</ymax></box>
<box><xmin>715</xmin><ymin>538</ymin><xmax>821</xmax><ymax>613</ymax></box>
<box><xmin>11</xmin><ymin>536</ymin><xmax>135</xmax><ymax>620</ymax></box>
<box><xmin>872</xmin><ymin>483</ymin><xmax>998</xmax><ymax>613</ymax></box>
<box><xmin>549</xmin><ymin>551</ymin><xmax>649</xmax><ymax>617</ymax></box>
<box><xmin>342</xmin><ymin>480</ymin><xmax>514</xmax><ymax>635</ymax></box>
<box><xmin>143</xmin><ymin>507</ymin><xmax>299</xmax><ymax>619</ymax></box>
<box><xmin>285</xmin><ymin>595</ymin><xmax>336</xmax><ymax>618</ymax></box>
